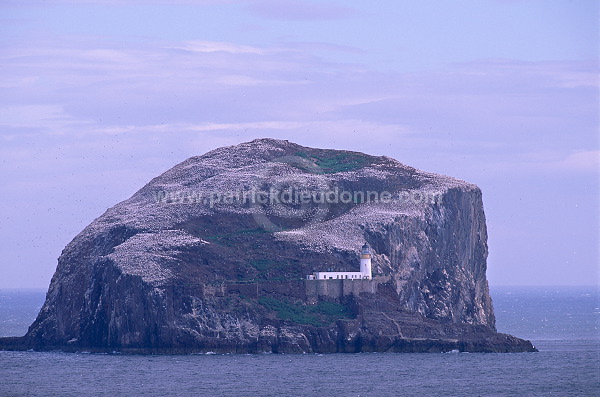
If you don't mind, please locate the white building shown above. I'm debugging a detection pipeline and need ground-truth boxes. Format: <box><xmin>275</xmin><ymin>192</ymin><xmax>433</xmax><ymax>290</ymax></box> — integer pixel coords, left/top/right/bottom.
<box><xmin>306</xmin><ymin>243</ymin><xmax>372</xmax><ymax>280</ymax></box>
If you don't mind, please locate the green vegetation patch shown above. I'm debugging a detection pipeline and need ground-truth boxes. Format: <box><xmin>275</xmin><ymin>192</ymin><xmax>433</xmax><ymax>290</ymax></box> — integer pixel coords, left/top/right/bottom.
<box><xmin>246</xmin><ymin>259</ymin><xmax>299</xmax><ymax>281</ymax></box>
<box><xmin>258</xmin><ymin>296</ymin><xmax>354</xmax><ymax>326</ymax></box>
<box><xmin>292</xmin><ymin>151</ymin><xmax>371</xmax><ymax>174</ymax></box>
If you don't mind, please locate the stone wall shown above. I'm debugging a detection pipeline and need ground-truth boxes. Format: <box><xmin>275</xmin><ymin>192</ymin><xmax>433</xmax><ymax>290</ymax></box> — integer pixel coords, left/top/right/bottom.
<box><xmin>199</xmin><ymin>278</ymin><xmax>385</xmax><ymax>302</ymax></box>
<box><xmin>305</xmin><ymin>278</ymin><xmax>383</xmax><ymax>301</ymax></box>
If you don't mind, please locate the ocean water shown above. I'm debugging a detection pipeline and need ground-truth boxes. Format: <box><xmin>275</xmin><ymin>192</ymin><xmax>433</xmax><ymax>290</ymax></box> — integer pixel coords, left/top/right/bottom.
<box><xmin>0</xmin><ymin>286</ymin><xmax>598</xmax><ymax>397</ymax></box>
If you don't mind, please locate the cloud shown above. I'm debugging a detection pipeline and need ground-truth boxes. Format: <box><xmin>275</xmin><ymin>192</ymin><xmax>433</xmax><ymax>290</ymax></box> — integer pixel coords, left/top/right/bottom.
<box><xmin>1</xmin><ymin>35</ymin><xmax>596</xmax><ymax>180</ymax></box>
<box><xmin>0</xmin><ymin>105</ymin><xmax>90</xmax><ymax>136</ymax></box>
<box><xmin>127</xmin><ymin>119</ymin><xmax>408</xmax><ymax>135</ymax></box>
<box><xmin>450</xmin><ymin>58</ymin><xmax>600</xmax><ymax>90</ymax></box>
<box><xmin>171</xmin><ymin>40</ymin><xmax>267</xmax><ymax>54</ymax></box>
<box><xmin>278</xmin><ymin>41</ymin><xmax>363</xmax><ymax>54</ymax></box>
<box><xmin>245</xmin><ymin>0</ymin><xmax>355</xmax><ymax>20</ymax></box>
<box><xmin>1</xmin><ymin>35</ymin><xmax>385</xmax><ymax>135</ymax></box>
<box><xmin>554</xmin><ymin>150</ymin><xmax>600</xmax><ymax>173</ymax></box>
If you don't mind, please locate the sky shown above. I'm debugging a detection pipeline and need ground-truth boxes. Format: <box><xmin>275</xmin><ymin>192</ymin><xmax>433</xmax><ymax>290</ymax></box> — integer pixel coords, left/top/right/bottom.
<box><xmin>0</xmin><ymin>0</ymin><xmax>598</xmax><ymax>288</ymax></box>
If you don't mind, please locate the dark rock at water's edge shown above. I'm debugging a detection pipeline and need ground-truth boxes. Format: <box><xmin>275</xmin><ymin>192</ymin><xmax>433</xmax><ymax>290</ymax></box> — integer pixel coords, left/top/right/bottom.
<box><xmin>0</xmin><ymin>139</ymin><xmax>536</xmax><ymax>354</ymax></box>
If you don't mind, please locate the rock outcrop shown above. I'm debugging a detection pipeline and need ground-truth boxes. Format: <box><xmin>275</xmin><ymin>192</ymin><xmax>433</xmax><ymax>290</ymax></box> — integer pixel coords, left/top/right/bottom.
<box><xmin>0</xmin><ymin>138</ymin><xmax>536</xmax><ymax>353</ymax></box>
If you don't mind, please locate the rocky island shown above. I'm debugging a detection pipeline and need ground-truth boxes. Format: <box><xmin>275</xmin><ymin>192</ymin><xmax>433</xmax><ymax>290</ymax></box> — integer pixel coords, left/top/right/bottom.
<box><xmin>1</xmin><ymin>138</ymin><xmax>536</xmax><ymax>353</ymax></box>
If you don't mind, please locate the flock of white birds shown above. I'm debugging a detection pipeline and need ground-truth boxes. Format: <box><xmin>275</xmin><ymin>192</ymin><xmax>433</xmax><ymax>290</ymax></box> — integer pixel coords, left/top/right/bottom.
<box><xmin>67</xmin><ymin>139</ymin><xmax>475</xmax><ymax>284</ymax></box>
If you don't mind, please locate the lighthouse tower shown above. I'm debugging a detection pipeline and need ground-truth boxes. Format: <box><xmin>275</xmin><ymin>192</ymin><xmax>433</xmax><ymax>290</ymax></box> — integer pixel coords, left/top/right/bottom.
<box><xmin>360</xmin><ymin>242</ymin><xmax>372</xmax><ymax>279</ymax></box>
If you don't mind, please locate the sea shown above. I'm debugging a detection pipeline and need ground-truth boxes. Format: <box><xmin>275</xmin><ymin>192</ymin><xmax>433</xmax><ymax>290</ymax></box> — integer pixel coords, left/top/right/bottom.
<box><xmin>0</xmin><ymin>286</ymin><xmax>598</xmax><ymax>397</ymax></box>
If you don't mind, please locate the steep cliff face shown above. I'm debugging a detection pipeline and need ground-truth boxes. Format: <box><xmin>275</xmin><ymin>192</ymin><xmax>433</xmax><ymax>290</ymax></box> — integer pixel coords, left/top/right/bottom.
<box><xmin>2</xmin><ymin>138</ymin><xmax>535</xmax><ymax>353</ymax></box>
<box><xmin>384</xmin><ymin>186</ymin><xmax>494</xmax><ymax>327</ymax></box>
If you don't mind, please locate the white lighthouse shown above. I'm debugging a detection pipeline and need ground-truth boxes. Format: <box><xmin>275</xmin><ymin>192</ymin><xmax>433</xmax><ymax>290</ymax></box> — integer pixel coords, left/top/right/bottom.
<box><xmin>305</xmin><ymin>242</ymin><xmax>374</xmax><ymax>280</ymax></box>
<box><xmin>360</xmin><ymin>242</ymin><xmax>372</xmax><ymax>279</ymax></box>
